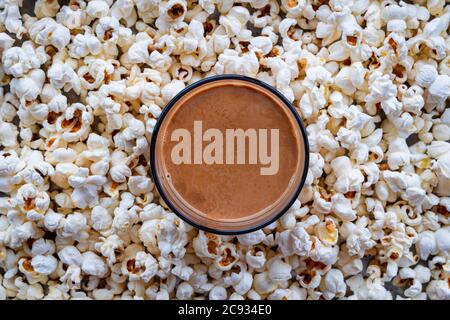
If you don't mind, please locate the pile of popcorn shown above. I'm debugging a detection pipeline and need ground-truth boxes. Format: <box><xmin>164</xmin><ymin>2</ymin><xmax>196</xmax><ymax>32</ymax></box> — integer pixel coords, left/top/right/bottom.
<box><xmin>0</xmin><ymin>0</ymin><xmax>449</xmax><ymax>300</ymax></box>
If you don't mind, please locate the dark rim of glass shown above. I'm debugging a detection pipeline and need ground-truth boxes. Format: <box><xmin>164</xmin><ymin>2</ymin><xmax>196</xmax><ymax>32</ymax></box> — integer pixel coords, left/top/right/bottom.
<box><xmin>149</xmin><ymin>74</ymin><xmax>310</xmax><ymax>235</ymax></box>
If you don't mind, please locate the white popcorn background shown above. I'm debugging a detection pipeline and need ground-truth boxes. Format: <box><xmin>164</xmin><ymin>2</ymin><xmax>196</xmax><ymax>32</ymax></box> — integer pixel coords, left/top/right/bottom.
<box><xmin>0</xmin><ymin>0</ymin><xmax>449</xmax><ymax>300</ymax></box>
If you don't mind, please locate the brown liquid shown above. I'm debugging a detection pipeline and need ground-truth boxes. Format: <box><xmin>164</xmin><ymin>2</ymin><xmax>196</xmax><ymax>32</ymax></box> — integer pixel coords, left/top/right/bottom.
<box><xmin>153</xmin><ymin>79</ymin><xmax>306</xmax><ymax>232</ymax></box>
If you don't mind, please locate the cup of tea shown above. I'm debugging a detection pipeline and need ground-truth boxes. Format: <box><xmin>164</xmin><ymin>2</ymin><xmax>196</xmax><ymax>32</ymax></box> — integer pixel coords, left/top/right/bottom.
<box><xmin>150</xmin><ymin>75</ymin><xmax>309</xmax><ymax>234</ymax></box>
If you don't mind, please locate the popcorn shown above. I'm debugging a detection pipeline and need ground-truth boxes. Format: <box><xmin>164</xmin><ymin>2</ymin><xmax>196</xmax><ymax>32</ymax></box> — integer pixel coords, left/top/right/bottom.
<box><xmin>395</xmin><ymin>265</ymin><xmax>431</xmax><ymax>299</ymax></box>
<box><xmin>219</xmin><ymin>6</ymin><xmax>250</xmax><ymax>37</ymax></box>
<box><xmin>86</xmin><ymin>0</ymin><xmax>110</xmax><ymax>19</ymax></box>
<box><xmin>224</xmin><ymin>263</ymin><xmax>253</xmax><ymax>295</ymax></box>
<box><xmin>95</xmin><ymin>16</ymin><xmax>120</xmax><ymax>43</ymax></box>
<box><xmin>315</xmin><ymin>218</ymin><xmax>339</xmax><ymax>246</ymax></box>
<box><xmin>426</xmin><ymin>75</ymin><xmax>450</xmax><ymax>112</ymax></box>
<box><xmin>78</xmin><ymin>58</ymin><xmax>115</xmax><ymax>90</ymax></box>
<box><xmin>91</xmin><ymin>206</ymin><xmax>113</xmax><ymax>232</ymax></box>
<box><xmin>81</xmin><ymin>252</ymin><xmax>108</xmax><ymax>278</ymax></box>
<box><xmin>320</xmin><ymin>269</ymin><xmax>346</xmax><ymax>300</ymax></box>
<box><xmin>428</xmin><ymin>141</ymin><xmax>450</xmax><ymax>196</ymax></box>
<box><xmin>214</xmin><ymin>49</ymin><xmax>259</xmax><ymax>78</ymax></box>
<box><xmin>62</xmin><ymin>212</ymin><xmax>88</xmax><ymax>240</ymax></box>
<box><xmin>342</xmin><ymin>217</ymin><xmax>375</xmax><ymax>258</ymax></box>
<box><xmin>435</xmin><ymin>227</ymin><xmax>450</xmax><ymax>254</ymax></box>
<box><xmin>193</xmin><ymin>231</ymin><xmax>221</xmax><ymax>259</ymax></box>
<box><xmin>69</xmin><ymin>33</ymin><xmax>101</xmax><ymax>59</ymax></box>
<box><xmin>58</xmin><ymin>246</ymin><xmax>83</xmax><ymax>266</ymax></box>
<box><xmin>14</xmin><ymin>183</ymin><xmax>50</xmax><ymax>221</ymax></box>
<box><xmin>2</xmin><ymin>41</ymin><xmax>47</xmax><ymax>78</ymax></box>
<box><xmin>407</xmin><ymin>12</ymin><xmax>449</xmax><ymax>61</ymax></box>
<box><xmin>14</xmin><ymin>146</ymin><xmax>55</xmax><ymax>186</ymax></box>
<box><xmin>330</xmin><ymin>156</ymin><xmax>365</xmax><ymax>194</ymax></box>
<box><xmin>0</xmin><ymin>0</ymin><xmax>25</xmax><ymax>36</ymax></box>
<box><xmin>365</xmin><ymin>71</ymin><xmax>400</xmax><ymax>116</ymax></box>
<box><xmin>253</xmin><ymin>272</ymin><xmax>277</xmax><ymax>295</ymax></box>
<box><xmin>346</xmin><ymin>275</ymin><xmax>393</xmax><ymax>300</ymax></box>
<box><xmin>268</xmin><ymin>284</ymin><xmax>307</xmax><ymax>300</ymax></box>
<box><xmin>209</xmin><ymin>285</ymin><xmax>228</xmax><ymax>300</ymax></box>
<box><xmin>121</xmin><ymin>248</ymin><xmax>158</xmax><ymax>282</ymax></box>
<box><xmin>251</xmin><ymin>2</ymin><xmax>279</xmax><ymax>28</ymax></box>
<box><xmin>277</xmin><ymin>222</ymin><xmax>314</xmax><ymax>257</ymax></box>
<box><xmin>68</xmin><ymin>168</ymin><xmax>106</xmax><ymax>209</ymax></box>
<box><xmin>245</xmin><ymin>245</ymin><xmax>266</xmax><ymax>269</ymax></box>
<box><xmin>56</xmin><ymin>3</ymin><xmax>87</xmax><ymax>29</ymax></box>
<box><xmin>10</xmin><ymin>69</ymin><xmax>45</xmax><ymax>103</ymax></box>
<box><xmin>426</xmin><ymin>280</ymin><xmax>450</xmax><ymax>300</ymax></box>
<box><xmin>237</xmin><ymin>230</ymin><xmax>265</xmax><ymax>246</ymax></box>
<box><xmin>267</xmin><ymin>256</ymin><xmax>292</xmax><ymax>283</ymax></box>
<box><xmin>30</xmin><ymin>255</ymin><xmax>58</xmax><ymax>275</ymax></box>
<box><xmin>0</xmin><ymin>0</ymin><xmax>448</xmax><ymax>301</ymax></box>
<box><xmin>14</xmin><ymin>278</ymin><xmax>44</xmax><ymax>300</ymax></box>
<box><xmin>215</xmin><ymin>243</ymin><xmax>238</xmax><ymax>271</ymax></box>
<box><xmin>0</xmin><ymin>120</ymin><xmax>18</xmax><ymax>148</ymax></box>
<box><xmin>176</xmin><ymin>281</ymin><xmax>194</xmax><ymax>299</ymax></box>
<box><xmin>180</xmin><ymin>20</ymin><xmax>208</xmax><ymax>68</ymax></box>
<box><xmin>47</xmin><ymin>60</ymin><xmax>81</xmax><ymax>94</ymax></box>
<box><xmin>111</xmin><ymin>0</ymin><xmax>137</xmax><ymax>28</ymax></box>
<box><xmin>28</xmin><ymin>17</ymin><xmax>70</xmax><ymax>50</ymax></box>
<box><xmin>128</xmin><ymin>176</ymin><xmax>154</xmax><ymax>196</ymax></box>
<box><xmin>34</xmin><ymin>0</ymin><xmax>60</xmax><ymax>18</ymax></box>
